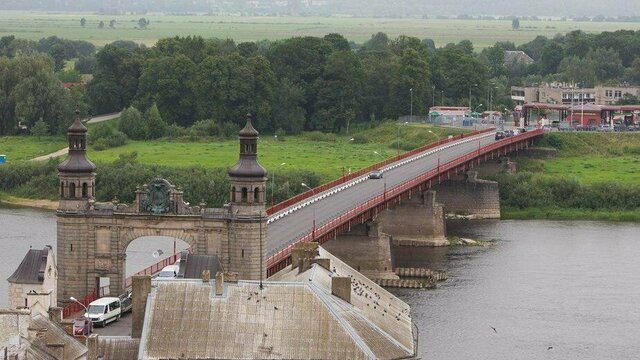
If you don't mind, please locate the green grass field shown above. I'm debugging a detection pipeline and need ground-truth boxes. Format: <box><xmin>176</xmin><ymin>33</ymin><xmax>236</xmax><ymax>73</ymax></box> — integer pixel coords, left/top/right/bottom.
<box><xmin>0</xmin><ymin>122</ymin><xmax>465</xmax><ymax>181</ymax></box>
<box><xmin>523</xmin><ymin>132</ymin><xmax>640</xmax><ymax>185</ymax></box>
<box><xmin>2</xmin><ymin>11</ymin><xmax>640</xmax><ymax>48</ymax></box>
<box><xmin>0</xmin><ymin>136</ymin><xmax>66</xmax><ymax>162</ymax></box>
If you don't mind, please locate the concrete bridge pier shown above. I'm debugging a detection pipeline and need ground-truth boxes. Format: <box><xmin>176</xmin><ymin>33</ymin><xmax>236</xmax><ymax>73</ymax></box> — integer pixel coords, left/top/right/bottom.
<box><xmin>378</xmin><ymin>190</ymin><xmax>449</xmax><ymax>247</ymax></box>
<box><xmin>322</xmin><ymin>221</ymin><xmax>398</xmax><ymax>280</ymax></box>
<box><xmin>434</xmin><ymin>171</ymin><xmax>501</xmax><ymax>219</ymax></box>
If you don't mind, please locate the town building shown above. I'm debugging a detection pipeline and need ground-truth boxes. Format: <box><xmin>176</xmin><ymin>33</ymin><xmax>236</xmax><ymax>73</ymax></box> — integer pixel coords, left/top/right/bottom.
<box><xmin>136</xmin><ymin>244</ymin><xmax>416</xmax><ymax>360</ymax></box>
<box><xmin>503</xmin><ymin>50</ymin><xmax>534</xmax><ymax>66</ymax></box>
<box><xmin>511</xmin><ymin>84</ymin><xmax>640</xmax><ymax>106</ymax></box>
<box><xmin>7</xmin><ymin>246</ymin><xmax>57</xmax><ymax>317</ymax></box>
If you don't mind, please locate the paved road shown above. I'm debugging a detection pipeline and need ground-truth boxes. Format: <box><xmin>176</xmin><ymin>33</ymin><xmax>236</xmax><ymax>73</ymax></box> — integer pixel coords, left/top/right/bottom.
<box><xmin>266</xmin><ymin>131</ymin><xmax>498</xmax><ymax>257</ymax></box>
<box><xmin>86</xmin><ymin>112</ymin><xmax>121</xmax><ymax>124</ymax></box>
<box><xmin>92</xmin><ymin>311</ymin><xmax>133</xmax><ymax>336</ymax></box>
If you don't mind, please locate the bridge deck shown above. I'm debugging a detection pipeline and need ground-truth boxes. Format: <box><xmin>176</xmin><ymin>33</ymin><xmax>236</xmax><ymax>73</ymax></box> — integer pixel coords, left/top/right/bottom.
<box><xmin>266</xmin><ymin>129</ymin><xmax>512</xmax><ymax>259</ymax></box>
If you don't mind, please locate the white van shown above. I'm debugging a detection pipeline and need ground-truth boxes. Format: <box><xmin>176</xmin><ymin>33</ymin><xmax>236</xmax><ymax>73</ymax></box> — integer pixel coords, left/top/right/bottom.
<box><xmin>85</xmin><ymin>297</ymin><xmax>121</xmax><ymax>327</ymax></box>
<box><xmin>158</xmin><ymin>264</ymin><xmax>179</xmax><ymax>278</ymax></box>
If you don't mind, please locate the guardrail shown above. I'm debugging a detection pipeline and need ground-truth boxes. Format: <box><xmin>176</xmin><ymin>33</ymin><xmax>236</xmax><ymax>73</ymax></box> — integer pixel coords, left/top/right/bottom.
<box><xmin>266</xmin><ymin>128</ymin><xmax>542</xmax><ymax>273</ymax></box>
<box><xmin>266</xmin><ymin>127</ymin><xmax>496</xmax><ymax>216</ymax></box>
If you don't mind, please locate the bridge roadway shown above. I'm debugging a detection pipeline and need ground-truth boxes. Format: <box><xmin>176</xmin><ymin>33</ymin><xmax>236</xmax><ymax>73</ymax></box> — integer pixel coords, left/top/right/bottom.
<box><xmin>265</xmin><ymin>130</ymin><xmax>500</xmax><ymax>258</ymax></box>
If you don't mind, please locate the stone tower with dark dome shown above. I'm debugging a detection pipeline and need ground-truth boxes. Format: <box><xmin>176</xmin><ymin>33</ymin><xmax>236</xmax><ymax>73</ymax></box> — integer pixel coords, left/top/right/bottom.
<box><xmin>57</xmin><ymin>109</ymin><xmax>97</xmax><ymax>212</ymax></box>
<box><xmin>227</xmin><ymin>113</ymin><xmax>268</xmax><ymax>280</ymax></box>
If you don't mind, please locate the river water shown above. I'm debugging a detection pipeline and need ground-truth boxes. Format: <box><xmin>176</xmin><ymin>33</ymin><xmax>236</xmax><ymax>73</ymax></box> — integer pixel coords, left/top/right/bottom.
<box><xmin>1</xmin><ymin>206</ymin><xmax>639</xmax><ymax>359</ymax></box>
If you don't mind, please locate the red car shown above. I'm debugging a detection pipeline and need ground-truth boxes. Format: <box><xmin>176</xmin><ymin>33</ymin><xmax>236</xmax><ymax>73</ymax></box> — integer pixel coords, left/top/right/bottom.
<box><xmin>73</xmin><ymin>317</ymin><xmax>93</xmax><ymax>336</ymax></box>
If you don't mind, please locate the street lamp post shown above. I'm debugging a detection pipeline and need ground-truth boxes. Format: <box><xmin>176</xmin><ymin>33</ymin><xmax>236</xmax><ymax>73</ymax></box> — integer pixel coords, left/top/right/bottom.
<box><xmin>410</xmin><ymin>88</ymin><xmax>413</xmax><ymax>123</ymax></box>
<box><xmin>300</xmin><ymin>183</ymin><xmax>316</xmax><ymax>240</ymax></box>
<box><xmin>70</xmin><ymin>296</ymin><xmax>88</xmax><ymax>314</ymax></box>
<box><xmin>469</xmin><ymin>83</ymin><xmax>477</xmax><ymax>113</ymax></box>
<box><xmin>271</xmin><ymin>162</ymin><xmax>286</xmax><ymax>206</ymax></box>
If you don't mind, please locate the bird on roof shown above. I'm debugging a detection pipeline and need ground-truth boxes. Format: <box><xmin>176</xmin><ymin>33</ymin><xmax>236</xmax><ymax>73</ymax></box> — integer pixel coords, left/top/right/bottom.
<box><xmin>490</xmin><ymin>326</ymin><xmax>497</xmax><ymax>333</ymax></box>
<box><xmin>547</xmin><ymin>346</ymin><xmax>553</xmax><ymax>350</ymax></box>
<box><xmin>274</xmin><ymin>306</ymin><xmax>278</xmax><ymax>310</ymax></box>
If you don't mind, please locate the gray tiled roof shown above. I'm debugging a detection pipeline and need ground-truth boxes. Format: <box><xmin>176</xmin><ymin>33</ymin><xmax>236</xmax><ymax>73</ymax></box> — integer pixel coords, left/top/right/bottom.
<box><xmin>140</xmin><ymin>248</ymin><xmax>416</xmax><ymax>360</ymax></box>
<box><xmin>98</xmin><ymin>337</ymin><xmax>140</xmax><ymax>360</ymax></box>
<box><xmin>178</xmin><ymin>253</ymin><xmax>223</xmax><ymax>279</ymax></box>
<box><xmin>7</xmin><ymin>247</ymin><xmax>49</xmax><ymax>284</ymax></box>
<box><xmin>29</xmin><ymin>313</ymin><xmax>88</xmax><ymax>360</ymax></box>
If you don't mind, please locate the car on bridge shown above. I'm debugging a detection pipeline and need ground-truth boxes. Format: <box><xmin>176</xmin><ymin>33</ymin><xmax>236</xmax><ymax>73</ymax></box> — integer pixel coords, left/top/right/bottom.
<box><xmin>494</xmin><ymin>131</ymin><xmax>505</xmax><ymax>140</ymax></box>
<box><xmin>369</xmin><ymin>169</ymin><xmax>383</xmax><ymax>179</ymax></box>
<box><xmin>119</xmin><ymin>291</ymin><xmax>132</xmax><ymax>313</ymax></box>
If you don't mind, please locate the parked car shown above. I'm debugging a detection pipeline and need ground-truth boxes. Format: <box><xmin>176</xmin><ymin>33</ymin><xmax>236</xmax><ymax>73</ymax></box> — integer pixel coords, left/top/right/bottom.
<box><xmin>369</xmin><ymin>169</ymin><xmax>383</xmax><ymax>179</ymax></box>
<box><xmin>119</xmin><ymin>291</ymin><xmax>132</xmax><ymax>313</ymax></box>
<box><xmin>599</xmin><ymin>124</ymin><xmax>613</xmax><ymax>132</ymax></box>
<box><xmin>494</xmin><ymin>131</ymin><xmax>505</xmax><ymax>140</ymax></box>
<box><xmin>73</xmin><ymin>317</ymin><xmax>93</xmax><ymax>336</ymax></box>
<box><xmin>85</xmin><ymin>297</ymin><xmax>121</xmax><ymax>327</ymax></box>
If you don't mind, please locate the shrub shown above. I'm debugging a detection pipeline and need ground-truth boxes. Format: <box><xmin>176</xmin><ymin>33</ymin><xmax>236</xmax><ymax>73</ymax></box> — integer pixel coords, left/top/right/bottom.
<box><xmin>89</xmin><ymin>123</ymin><xmax>128</xmax><ymax>150</ymax></box>
<box><xmin>351</xmin><ymin>133</ymin><xmax>369</xmax><ymax>144</ymax></box>
<box><xmin>118</xmin><ymin>106</ymin><xmax>146</xmax><ymax>140</ymax></box>
<box><xmin>304</xmin><ymin>131</ymin><xmax>337</xmax><ymax>142</ymax></box>
<box><xmin>274</xmin><ymin>128</ymin><xmax>286</xmax><ymax>141</ymax></box>
<box><xmin>164</xmin><ymin>123</ymin><xmax>188</xmax><ymax>139</ymax></box>
<box><xmin>388</xmin><ymin>140</ymin><xmax>418</xmax><ymax>151</ymax></box>
<box><xmin>190</xmin><ymin>119</ymin><xmax>218</xmax><ymax>137</ymax></box>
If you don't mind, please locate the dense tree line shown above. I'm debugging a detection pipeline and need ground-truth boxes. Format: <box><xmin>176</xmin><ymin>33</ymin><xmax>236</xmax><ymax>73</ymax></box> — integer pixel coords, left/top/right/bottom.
<box><xmin>86</xmin><ymin>33</ymin><xmax>490</xmax><ymax>134</ymax></box>
<box><xmin>485</xmin><ymin>29</ymin><xmax>640</xmax><ymax>87</ymax></box>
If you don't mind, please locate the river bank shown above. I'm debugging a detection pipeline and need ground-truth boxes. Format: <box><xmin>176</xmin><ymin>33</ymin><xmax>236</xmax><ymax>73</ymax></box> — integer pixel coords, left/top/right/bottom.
<box><xmin>0</xmin><ymin>193</ymin><xmax>58</xmax><ymax>210</ymax></box>
<box><xmin>501</xmin><ymin>206</ymin><xmax>640</xmax><ymax>222</ymax></box>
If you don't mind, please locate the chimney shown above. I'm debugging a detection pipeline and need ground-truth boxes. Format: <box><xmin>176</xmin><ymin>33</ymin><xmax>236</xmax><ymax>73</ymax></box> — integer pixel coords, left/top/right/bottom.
<box><xmin>331</xmin><ymin>277</ymin><xmax>351</xmax><ymax>304</ymax></box>
<box><xmin>48</xmin><ymin>306</ymin><xmax>62</xmax><ymax>324</ymax></box>
<box><xmin>312</xmin><ymin>258</ymin><xmax>330</xmax><ymax>271</ymax></box>
<box><xmin>202</xmin><ymin>270</ymin><xmax>210</xmax><ymax>283</ymax></box>
<box><xmin>86</xmin><ymin>334</ymin><xmax>99</xmax><ymax>360</ymax></box>
<box><xmin>131</xmin><ymin>276</ymin><xmax>151</xmax><ymax>339</ymax></box>
<box><xmin>215</xmin><ymin>272</ymin><xmax>224</xmax><ymax>296</ymax></box>
<box><xmin>292</xmin><ymin>242</ymin><xmax>319</xmax><ymax>270</ymax></box>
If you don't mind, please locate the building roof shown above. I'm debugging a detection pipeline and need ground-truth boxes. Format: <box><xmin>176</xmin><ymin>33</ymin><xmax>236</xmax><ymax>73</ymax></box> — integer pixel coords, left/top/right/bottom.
<box><xmin>29</xmin><ymin>313</ymin><xmax>88</xmax><ymax>360</ymax></box>
<box><xmin>177</xmin><ymin>252</ymin><xmax>223</xmax><ymax>279</ymax></box>
<box><xmin>7</xmin><ymin>247</ymin><xmax>50</xmax><ymax>284</ymax></box>
<box><xmin>140</xmin><ymin>248</ymin><xmax>415</xmax><ymax>360</ymax></box>
<box><xmin>504</xmin><ymin>50</ymin><xmax>534</xmax><ymax>65</ymax></box>
<box><xmin>97</xmin><ymin>337</ymin><xmax>140</xmax><ymax>360</ymax></box>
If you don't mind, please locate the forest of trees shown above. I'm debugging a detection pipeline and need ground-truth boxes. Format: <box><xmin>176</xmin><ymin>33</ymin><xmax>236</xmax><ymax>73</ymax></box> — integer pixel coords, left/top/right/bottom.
<box><xmin>1</xmin><ymin>29</ymin><xmax>640</xmax><ymax>136</ymax></box>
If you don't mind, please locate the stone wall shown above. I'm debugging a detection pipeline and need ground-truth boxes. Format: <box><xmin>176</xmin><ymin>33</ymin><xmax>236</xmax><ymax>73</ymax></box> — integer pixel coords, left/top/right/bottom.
<box><xmin>56</xmin><ymin>210</ymin><xmax>260</xmax><ymax>307</ymax></box>
<box><xmin>434</xmin><ymin>171</ymin><xmax>501</xmax><ymax>219</ymax></box>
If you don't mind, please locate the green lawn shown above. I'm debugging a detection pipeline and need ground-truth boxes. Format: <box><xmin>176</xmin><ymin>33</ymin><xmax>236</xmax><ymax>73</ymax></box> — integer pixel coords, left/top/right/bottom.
<box><xmin>2</xmin><ymin>11</ymin><xmax>640</xmax><ymax>48</ymax></box>
<box><xmin>0</xmin><ymin>136</ymin><xmax>67</xmax><ymax>162</ymax></box>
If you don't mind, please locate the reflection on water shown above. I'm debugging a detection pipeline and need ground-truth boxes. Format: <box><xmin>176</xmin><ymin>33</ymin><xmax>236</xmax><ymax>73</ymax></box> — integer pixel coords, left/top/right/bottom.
<box><xmin>391</xmin><ymin>220</ymin><xmax>640</xmax><ymax>360</ymax></box>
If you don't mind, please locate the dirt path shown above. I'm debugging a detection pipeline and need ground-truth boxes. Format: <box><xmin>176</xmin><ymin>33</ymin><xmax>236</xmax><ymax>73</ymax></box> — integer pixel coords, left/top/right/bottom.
<box><xmin>30</xmin><ymin>147</ymin><xmax>69</xmax><ymax>161</ymax></box>
<box><xmin>28</xmin><ymin>112</ymin><xmax>121</xmax><ymax>161</ymax></box>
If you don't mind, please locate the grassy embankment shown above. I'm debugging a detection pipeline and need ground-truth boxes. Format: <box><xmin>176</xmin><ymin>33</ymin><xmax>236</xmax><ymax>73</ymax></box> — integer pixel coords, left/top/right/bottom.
<box><xmin>0</xmin><ymin>136</ymin><xmax>67</xmax><ymax>161</ymax></box>
<box><xmin>0</xmin><ymin>122</ymin><xmax>466</xmax><ymax>206</ymax></box>
<box><xmin>500</xmin><ymin>132</ymin><xmax>640</xmax><ymax>221</ymax></box>
<box><xmin>2</xmin><ymin>11</ymin><xmax>640</xmax><ymax>48</ymax></box>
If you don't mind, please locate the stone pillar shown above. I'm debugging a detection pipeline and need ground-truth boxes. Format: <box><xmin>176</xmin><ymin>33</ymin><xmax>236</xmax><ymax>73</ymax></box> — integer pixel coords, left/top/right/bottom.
<box><xmin>377</xmin><ymin>191</ymin><xmax>449</xmax><ymax>246</ymax></box>
<box><xmin>131</xmin><ymin>276</ymin><xmax>151</xmax><ymax>339</ymax></box>
<box><xmin>323</xmin><ymin>222</ymin><xmax>398</xmax><ymax>279</ymax></box>
<box><xmin>331</xmin><ymin>277</ymin><xmax>351</xmax><ymax>304</ymax></box>
<box><xmin>86</xmin><ymin>334</ymin><xmax>99</xmax><ymax>360</ymax></box>
<box><xmin>434</xmin><ymin>171</ymin><xmax>501</xmax><ymax>219</ymax></box>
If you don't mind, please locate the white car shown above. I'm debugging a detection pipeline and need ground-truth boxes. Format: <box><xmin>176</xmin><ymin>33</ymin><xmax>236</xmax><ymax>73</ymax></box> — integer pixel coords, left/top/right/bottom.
<box><xmin>85</xmin><ymin>297</ymin><xmax>121</xmax><ymax>327</ymax></box>
<box><xmin>158</xmin><ymin>264</ymin><xmax>179</xmax><ymax>278</ymax></box>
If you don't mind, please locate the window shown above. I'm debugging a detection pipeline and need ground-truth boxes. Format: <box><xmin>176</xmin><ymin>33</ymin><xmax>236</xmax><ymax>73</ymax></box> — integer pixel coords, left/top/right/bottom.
<box><xmin>614</xmin><ymin>91</ymin><xmax>622</xmax><ymax>98</ymax></box>
<box><xmin>605</xmin><ymin>90</ymin><xmax>613</xmax><ymax>97</ymax></box>
<box><xmin>69</xmin><ymin>183</ymin><xmax>75</xmax><ymax>198</ymax></box>
<box><xmin>241</xmin><ymin>187</ymin><xmax>248</xmax><ymax>202</ymax></box>
<box><xmin>82</xmin><ymin>183</ymin><xmax>88</xmax><ymax>197</ymax></box>
<box><xmin>241</xmin><ymin>249</ymin><xmax>245</xmax><ymax>258</ymax></box>
<box><xmin>60</xmin><ymin>183</ymin><xmax>64</xmax><ymax>197</ymax></box>
<box><xmin>254</xmin><ymin>187</ymin><xmax>260</xmax><ymax>202</ymax></box>
<box><xmin>231</xmin><ymin>186</ymin><xmax>236</xmax><ymax>202</ymax></box>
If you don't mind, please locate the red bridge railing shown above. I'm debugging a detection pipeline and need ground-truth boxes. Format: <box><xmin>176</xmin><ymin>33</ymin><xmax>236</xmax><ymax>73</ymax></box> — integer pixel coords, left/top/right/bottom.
<box><xmin>62</xmin><ymin>291</ymin><xmax>97</xmax><ymax>319</ymax></box>
<box><xmin>266</xmin><ymin>128</ymin><xmax>542</xmax><ymax>273</ymax></box>
<box><xmin>123</xmin><ymin>250</ymin><xmax>184</xmax><ymax>288</ymax></box>
<box><xmin>266</xmin><ymin>127</ymin><xmax>496</xmax><ymax>216</ymax></box>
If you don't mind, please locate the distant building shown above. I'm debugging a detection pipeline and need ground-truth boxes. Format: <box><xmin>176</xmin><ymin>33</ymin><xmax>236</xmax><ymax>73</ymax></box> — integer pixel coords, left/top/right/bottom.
<box><xmin>7</xmin><ymin>246</ymin><xmax>57</xmax><ymax>317</ymax></box>
<box><xmin>511</xmin><ymin>84</ymin><xmax>640</xmax><ymax>106</ymax></box>
<box><xmin>137</xmin><ymin>245</ymin><xmax>417</xmax><ymax>360</ymax></box>
<box><xmin>503</xmin><ymin>50</ymin><xmax>534</xmax><ymax>66</ymax></box>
